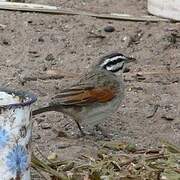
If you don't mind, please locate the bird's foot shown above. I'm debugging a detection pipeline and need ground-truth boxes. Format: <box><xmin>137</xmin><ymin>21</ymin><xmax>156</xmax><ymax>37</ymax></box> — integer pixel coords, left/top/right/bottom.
<box><xmin>94</xmin><ymin>125</ymin><xmax>113</xmax><ymax>140</ymax></box>
<box><xmin>76</xmin><ymin>125</ymin><xmax>113</xmax><ymax>140</ymax></box>
<box><xmin>77</xmin><ymin>125</ymin><xmax>112</xmax><ymax>140</ymax></box>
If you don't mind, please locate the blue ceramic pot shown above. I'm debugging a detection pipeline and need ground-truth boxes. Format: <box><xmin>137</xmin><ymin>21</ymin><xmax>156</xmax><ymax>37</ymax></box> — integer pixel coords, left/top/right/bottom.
<box><xmin>0</xmin><ymin>89</ymin><xmax>36</xmax><ymax>180</ymax></box>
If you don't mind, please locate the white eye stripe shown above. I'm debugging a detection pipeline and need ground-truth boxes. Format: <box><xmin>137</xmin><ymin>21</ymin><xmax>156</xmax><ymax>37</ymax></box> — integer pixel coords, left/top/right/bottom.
<box><xmin>106</xmin><ymin>62</ymin><xmax>123</xmax><ymax>71</ymax></box>
<box><xmin>100</xmin><ymin>55</ymin><xmax>126</xmax><ymax>67</ymax></box>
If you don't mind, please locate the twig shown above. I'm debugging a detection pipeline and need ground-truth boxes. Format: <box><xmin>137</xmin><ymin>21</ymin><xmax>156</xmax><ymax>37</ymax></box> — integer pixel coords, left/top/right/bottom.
<box><xmin>160</xmin><ymin>140</ymin><xmax>180</xmax><ymax>153</ymax></box>
<box><xmin>87</xmin><ymin>32</ymin><xmax>106</xmax><ymax>39</ymax></box>
<box><xmin>46</xmin><ymin>69</ymin><xmax>78</xmax><ymax>78</ymax></box>
<box><xmin>35</xmin><ymin>147</ymin><xmax>54</xmax><ymax>165</ymax></box>
<box><xmin>145</xmin><ymin>154</ymin><xmax>168</xmax><ymax>161</ymax></box>
<box><xmin>31</xmin><ymin>153</ymin><xmax>68</xmax><ymax>180</ymax></box>
<box><xmin>0</xmin><ymin>2</ymin><xmax>171</xmax><ymax>22</ymax></box>
<box><xmin>73</xmin><ymin>164</ymin><xmax>92</xmax><ymax>171</ymax></box>
<box><xmin>50</xmin><ymin>69</ymin><xmax>180</xmax><ymax>80</ymax></box>
<box><xmin>134</xmin><ymin>70</ymin><xmax>180</xmax><ymax>76</ymax></box>
<box><xmin>21</xmin><ymin>70</ymin><xmax>78</xmax><ymax>82</ymax></box>
<box><xmin>25</xmin><ymin>68</ymin><xmax>180</xmax><ymax>83</ymax></box>
<box><xmin>135</xmin><ymin>148</ymin><xmax>160</xmax><ymax>154</ymax></box>
<box><xmin>0</xmin><ymin>23</ymin><xmax>6</xmax><ymax>29</ymax></box>
<box><xmin>174</xmin><ymin>168</ymin><xmax>180</xmax><ymax>174</ymax></box>
<box><xmin>146</xmin><ymin>104</ymin><xmax>159</xmax><ymax>118</ymax></box>
<box><xmin>119</xmin><ymin>157</ymin><xmax>137</xmax><ymax>167</ymax></box>
<box><xmin>32</xmin><ymin>166</ymin><xmax>49</xmax><ymax>180</ymax></box>
<box><xmin>22</xmin><ymin>74</ymin><xmax>64</xmax><ymax>82</ymax></box>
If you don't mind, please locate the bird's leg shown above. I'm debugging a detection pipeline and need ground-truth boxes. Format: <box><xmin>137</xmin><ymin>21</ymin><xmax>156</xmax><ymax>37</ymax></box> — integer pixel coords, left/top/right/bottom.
<box><xmin>74</xmin><ymin>119</ymin><xmax>85</xmax><ymax>136</ymax></box>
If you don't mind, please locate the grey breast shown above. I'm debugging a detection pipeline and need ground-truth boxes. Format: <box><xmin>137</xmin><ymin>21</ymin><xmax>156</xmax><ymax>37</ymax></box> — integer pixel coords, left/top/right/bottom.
<box><xmin>79</xmin><ymin>69</ymin><xmax>124</xmax><ymax>127</ymax></box>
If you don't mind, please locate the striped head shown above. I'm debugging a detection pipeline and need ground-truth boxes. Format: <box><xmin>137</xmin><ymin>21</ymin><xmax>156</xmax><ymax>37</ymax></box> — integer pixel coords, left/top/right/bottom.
<box><xmin>97</xmin><ymin>52</ymin><xmax>136</xmax><ymax>73</ymax></box>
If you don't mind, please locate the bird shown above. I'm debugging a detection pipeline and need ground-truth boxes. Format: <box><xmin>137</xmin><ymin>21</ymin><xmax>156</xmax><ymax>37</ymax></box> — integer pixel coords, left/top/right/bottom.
<box><xmin>32</xmin><ymin>52</ymin><xmax>136</xmax><ymax>136</ymax></box>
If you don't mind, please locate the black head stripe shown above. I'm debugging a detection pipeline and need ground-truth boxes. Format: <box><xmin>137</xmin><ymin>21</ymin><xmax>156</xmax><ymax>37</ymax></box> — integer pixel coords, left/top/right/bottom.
<box><xmin>98</xmin><ymin>52</ymin><xmax>127</xmax><ymax>73</ymax></box>
<box><xmin>100</xmin><ymin>54</ymin><xmax>126</xmax><ymax>67</ymax></box>
<box><xmin>105</xmin><ymin>58</ymin><xmax>122</xmax><ymax>66</ymax></box>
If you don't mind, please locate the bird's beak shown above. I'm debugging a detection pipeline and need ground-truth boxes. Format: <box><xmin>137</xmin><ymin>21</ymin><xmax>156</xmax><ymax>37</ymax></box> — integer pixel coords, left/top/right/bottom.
<box><xmin>126</xmin><ymin>56</ymin><xmax>136</xmax><ymax>63</ymax></box>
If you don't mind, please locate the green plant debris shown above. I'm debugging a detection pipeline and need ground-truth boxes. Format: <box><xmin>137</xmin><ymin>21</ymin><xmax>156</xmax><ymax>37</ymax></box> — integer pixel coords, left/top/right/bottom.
<box><xmin>31</xmin><ymin>141</ymin><xmax>180</xmax><ymax>180</ymax></box>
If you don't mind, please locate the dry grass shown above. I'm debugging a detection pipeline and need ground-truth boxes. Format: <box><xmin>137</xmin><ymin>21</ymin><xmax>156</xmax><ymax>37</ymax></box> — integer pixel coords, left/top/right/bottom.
<box><xmin>31</xmin><ymin>141</ymin><xmax>180</xmax><ymax>180</ymax></box>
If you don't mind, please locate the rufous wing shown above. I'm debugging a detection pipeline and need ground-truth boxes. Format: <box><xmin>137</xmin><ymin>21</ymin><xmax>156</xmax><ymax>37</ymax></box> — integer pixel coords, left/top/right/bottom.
<box><xmin>50</xmin><ymin>85</ymin><xmax>117</xmax><ymax>106</ymax></box>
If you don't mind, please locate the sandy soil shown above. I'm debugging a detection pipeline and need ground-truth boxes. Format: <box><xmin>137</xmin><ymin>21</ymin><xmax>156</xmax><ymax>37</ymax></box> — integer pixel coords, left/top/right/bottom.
<box><xmin>0</xmin><ymin>0</ymin><xmax>180</xmax><ymax>176</ymax></box>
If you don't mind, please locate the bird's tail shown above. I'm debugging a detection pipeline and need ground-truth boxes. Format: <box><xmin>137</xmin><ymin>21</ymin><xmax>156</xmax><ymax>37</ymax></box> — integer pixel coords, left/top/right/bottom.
<box><xmin>32</xmin><ymin>106</ymin><xmax>58</xmax><ymax>116</ymax></box>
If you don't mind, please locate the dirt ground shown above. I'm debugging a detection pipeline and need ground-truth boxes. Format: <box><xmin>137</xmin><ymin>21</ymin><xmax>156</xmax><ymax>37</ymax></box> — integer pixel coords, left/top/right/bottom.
<box><xmin>0</xmin><ymin>0</ymin><xmax>180</xmax><ymax>176</ymax></box>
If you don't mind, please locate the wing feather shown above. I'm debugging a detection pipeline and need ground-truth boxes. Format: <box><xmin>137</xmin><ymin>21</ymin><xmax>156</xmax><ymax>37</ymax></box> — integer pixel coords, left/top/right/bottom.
<box><xmin>50</xmin><ymin>85</ymin><xmax>117</xmax><ymax>106</ymax></box>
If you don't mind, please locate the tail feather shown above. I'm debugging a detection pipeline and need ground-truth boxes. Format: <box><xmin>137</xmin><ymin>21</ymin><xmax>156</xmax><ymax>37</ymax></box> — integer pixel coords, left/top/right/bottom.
<box><xmin>32</xmin><ymin>106</ymin><xmax>58</xmax><ymax>116</ymax></box>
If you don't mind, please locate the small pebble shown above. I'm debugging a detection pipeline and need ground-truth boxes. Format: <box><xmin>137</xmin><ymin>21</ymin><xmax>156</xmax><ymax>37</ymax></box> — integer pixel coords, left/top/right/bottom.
<box><xmin>38</xmin><ymin>36</ymin><xmax>44</xmax><ymax>42</ymax></box>
<box><xmin>122</xmin><ymin>36</ymin><xmax>128</xmax><ymax>42</ymax></box>
<box><xmin>52</xmin><ymin>128</ymin><xmax>68</xmax><ymax>137</ymax></box>
<box><xmin>41</xmin><ymin>122</ymin><xmax>51</xmax><ymax>129</ymax></box>
<box><xmin>125</xmin><ymin>143</ymin><xmax>137</xmax><ymax>152</ymax></box>
<box><xmin>27</xmin><ymin>20</ymin><xmax>33</xmax><ymax>24</ymax></box>
<box><xmin>45</xmin><ymin>53</ymin><xmax>55</xmax><ymax>61</ymax></box>
<box><xmin>48</xmin><ymin>152</ymin><xmax>58</xmax><ymax>161</ymax></box>
<box><xmin>161</xmin><ymin>175</ymin><xmax>167</xmax><ymax>180</ymax></box>
<box><xmin>123</xmin><ymin>67</ymin><xmax>130</xmax><ymax>73</ymax></box>
<box><xmin>35</xmin><ymin>117</ymin><xmax>45</xmax><ymax>124</ymax></box>
<box><xmin>104</xmin><ymin>25</ymin><xmax>115</xmax><ymax>32</ymax></box>
<box><xmin>32</xmin><ymin>134</ymin><xmax>41</xmax><ymax>140</ymax></box>
<box><xmin>2</xmin><ymin>39</ymin><xmax>10</xmax><ymax>46</ymax></box>
<box><xmin>28</xmin><ymin>50</ymin><xmax>40</xmax><ymax>58</ymax></box>
<box><xmin>136</xmin><ymin>73</ymin><xmax>146</xmax><ymax>81</ymax></box>
<box><xmin>0</xmin><ymin>24</ymin><xmax>6</xmax><ymax>30</ymax></box>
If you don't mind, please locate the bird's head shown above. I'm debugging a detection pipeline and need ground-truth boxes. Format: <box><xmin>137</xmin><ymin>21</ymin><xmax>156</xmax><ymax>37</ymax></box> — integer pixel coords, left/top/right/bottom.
<box><xmin>97</xmin><ymin>52</ymin><xmax>136</xmax><ymax>73</ymax></box>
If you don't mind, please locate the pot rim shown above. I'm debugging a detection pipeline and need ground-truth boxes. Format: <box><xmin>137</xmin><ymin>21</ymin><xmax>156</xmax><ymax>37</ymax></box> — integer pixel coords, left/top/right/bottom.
<box><xmin>0</xmin><ymin>88</ymin><xmax>37</xmax><ymax>109</ymax></box>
